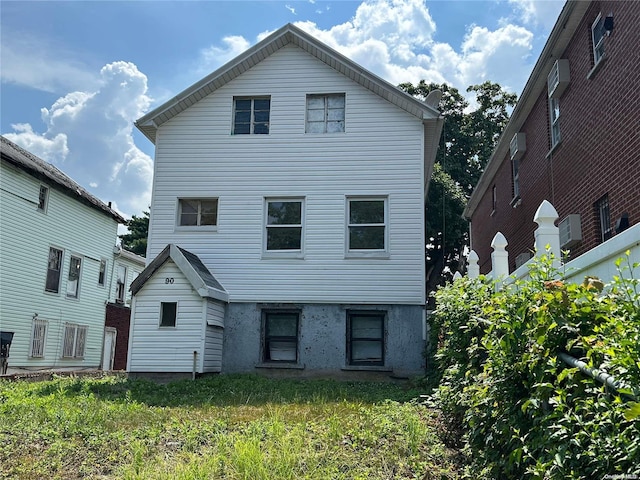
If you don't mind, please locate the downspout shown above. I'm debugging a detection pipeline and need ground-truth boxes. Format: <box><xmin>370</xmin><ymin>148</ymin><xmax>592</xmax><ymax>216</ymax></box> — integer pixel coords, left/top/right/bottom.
<box><xmin>558</xmin><ymin>352</ymin><xmax>637</xmax><ymax>401</ymax></box>
<box><xmin>192</xmin><ymin>350</ymin><xmax>197</xmax><ymax>381</ymax></box>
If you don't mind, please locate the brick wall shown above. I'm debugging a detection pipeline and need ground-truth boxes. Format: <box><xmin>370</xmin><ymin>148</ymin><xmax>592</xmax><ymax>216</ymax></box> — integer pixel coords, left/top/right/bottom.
<box><xmin>105</xmin><ymin>303</ymin><xmax>131</xmax><ymax>371</ymax></box>
<box><xmin>471</xmin><ymin>0</ymin><xmax>640</xmax><ymax>273</ymax></box>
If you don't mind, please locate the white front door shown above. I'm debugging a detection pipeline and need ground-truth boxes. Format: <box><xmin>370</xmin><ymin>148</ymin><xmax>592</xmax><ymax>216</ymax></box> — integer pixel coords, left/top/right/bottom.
<box><xmin>101</xmin><ymin>328</ymin><xmax>116</xmax><ymax>370</ymax></box>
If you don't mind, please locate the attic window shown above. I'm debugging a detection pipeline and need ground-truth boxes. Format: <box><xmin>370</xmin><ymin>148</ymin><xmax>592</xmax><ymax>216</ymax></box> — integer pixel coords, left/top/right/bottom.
<box><xmin>306</xmin><ymin>94</ymin><xmax>345</xmax><ymax>133</ymax></box>
<box><xmin>233</xmin><ymin>97</ymin><xmax>270</xmax><ymax>134</ymax></box>
<box><xmin>38</xmin><ymin>185</ymin><xmax>49</xmax><ymax>212</ymax></box>
<box><xmin>178</xmin><ymin>198</ymin><xmax>218</xmax><ymax>227</ymax></box>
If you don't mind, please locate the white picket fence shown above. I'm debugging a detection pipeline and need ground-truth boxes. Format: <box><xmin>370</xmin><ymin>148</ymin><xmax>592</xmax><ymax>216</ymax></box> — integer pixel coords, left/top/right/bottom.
<box><xmin>466</xmin><ymin>200</ymin><xmax>640</xmax><ymax>288</ymax></box>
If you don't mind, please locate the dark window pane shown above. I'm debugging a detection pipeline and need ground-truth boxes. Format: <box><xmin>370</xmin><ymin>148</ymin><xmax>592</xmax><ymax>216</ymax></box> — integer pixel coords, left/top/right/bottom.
<box><xmin>267</xmin><ymin>227</ymin><xmax>302</xmax><ymax>250</ymax></box>
<box><xmin>235</xmin><ymin>99</ymin><xmax>252</xmax><ymax>111</ymax></box>
<box><xmin>45</xmin><ymin>248</ymin><xmax>62</xmax><ymax>293</ymax></box>
<box><xmin>234</xmin><ymin>122</ymin><xmax>250</xmax><ymax>134</ymax></box>
<box><xmin>253</xmin><ymin>99</ymin><xmax>270</xmax><ymax>110</ymax></box>
<box><xmin>254</xmin><ymin>122</ymin><xmax>269</xmax><ymax>134</ymax></box>
<box><xmin>351</xmin><ymin>340</ymin><xmax>383</xmax><ymax>362</ymax></box>
<box><xmin>349</xmin><ymin>226</ymin><xmax>385</xmax><ymax>250</ymax></box>
<box><xmin>234</xmin><ymin>111</ymin><xmax>251</xmax><ymax>123</ymax></box>
<box><xmin>254</xmin><ymin>110</ymin><xmax>270</xmax><ymax>123</ymax></box>
<box><xmin>180</xmin><ymin>200</ymin><xmax>198</xmax><ymax>226</ymax></box>
<box><xmin>267</xmin><ymin>313</ymin><xmax>298</xmax><ymax>336</ymax></box>
<box><xmin>161</xmin><ymin>302</ymin><xmax>177</xmax><ymax>327</ymax></box>
<box><xmin>200</xmin><ymin>200</ymin><xmax>218</xmax><ymax>226</ymax></box>
<box><xmin>268</xmin><ymin>202</ymin><xmax>301</xmax><ymax>225</ymax></box>
<box><xmin>350</xmin><ymin>200</ymin><xmax>384</xmax><ymax>224</ymax></box>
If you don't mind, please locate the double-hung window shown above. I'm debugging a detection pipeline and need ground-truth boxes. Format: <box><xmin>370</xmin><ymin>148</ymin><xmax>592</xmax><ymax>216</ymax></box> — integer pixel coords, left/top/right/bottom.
<box><xmin>347</xmin><ymin>311</ymin><xmax>385</xmax><ymax>366</ymax></box>
<box><xmin>62</xmin><ymin>324</ymin><xmax>87</xmax><ymax>358</ymax></box>
<box><xmin>233</xmin><ymin>97</ymin><xmax>270</xmax><ymax>134</ymax></box>
<box><xmin>98</xmin><ymin>259</ymin><xmax>107</xmax><ymax>286</ymax></box>
<box><xmin>66</xmin><ymin>255</ymin><xmax>82</xmax><ymax>298</ymax></box>
<box><xmin>30</xmin><ymin>317</ymin><xmax>48</xmax><ymax>358</ymax></box>
<box><xmin>115</xmin><ymin>264</ymin><xmax>127</xmax><ymax>303</ymax></box>
<box><xmin>549</xmin><ymin>97</ymin><xmax>561</xmax><ymax>148</ymax></box>
<box><xmin>178</xmin><ymin>198</ymin><xmax>218</xmax><ymax>227</ymax></box>
<box><xmin>263</xmin><ymin>311</ymin><xmax>299</xmax><ymax>363</ymax></box>
<box><xmin>595</xmin><ymin>194</ymin><xmax>612</xmax><ymax>242</ymax></box>
<box><xmin>265</xmin><ymin>199</ymin><xmax>303</xmax><ymax>252</ymax></box>
<box><xmin>38</xmin><ymin>185</ymin><xmax>49</xmax><ymax>212</ymax></box>
<box><xmin>45</xmin><ymin>247</ymin><xmax>63</xmax><ymax>293</ymax></box>
<box><xmin>591</xmin><ymin>13</ymin><xmax>606</xmax><ymax>65</ymax></box>
<box><xmin>347</xmin><ymin>197</ymin><xmax>387</xmax><ymax>252</ymax></box>
<box><xmin>306</xmin><ymin>94</ymin><xmax>345</xmax><ymax>133</ymax></box>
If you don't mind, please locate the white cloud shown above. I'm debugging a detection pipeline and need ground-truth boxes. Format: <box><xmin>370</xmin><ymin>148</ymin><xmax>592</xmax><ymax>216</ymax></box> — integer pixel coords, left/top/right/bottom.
<box><xmin>0</xmin><ymin>33</ymin><xmax>98</xmax><ymax>93</ymax></box>
<box><xmin>195</xmin><ymin>36</ymin><xmax>251</xmax><ymax>78</ymax></box>
<box><xmin>285</xmin><ymin>4</ymin><xmax>296</xmax><ymax>15</ymax></box>
<box><xmin>508</xmin><ymin>0</ymin><xmax>565</xmax><ymax>30</ymax></box>
<box><xmin>4</xmin><ymin>61</ymin><xmax>153</xmax><ymax>219</ymax></box>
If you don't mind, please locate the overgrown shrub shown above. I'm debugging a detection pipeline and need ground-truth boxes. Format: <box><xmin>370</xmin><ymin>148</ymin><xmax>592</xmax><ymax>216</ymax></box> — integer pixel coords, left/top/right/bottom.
<box><xmin>431</xmin><ymin>253</ymin><xmax>640</xmax><ymax>478</ymax></box>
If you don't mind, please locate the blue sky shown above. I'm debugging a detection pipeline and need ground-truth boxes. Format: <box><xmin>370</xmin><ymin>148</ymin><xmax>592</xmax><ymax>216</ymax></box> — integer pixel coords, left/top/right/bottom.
<box><xmin>1</xmin><ymin>0</ymin><xmax>565</xmax><ymax>222</ymax></box>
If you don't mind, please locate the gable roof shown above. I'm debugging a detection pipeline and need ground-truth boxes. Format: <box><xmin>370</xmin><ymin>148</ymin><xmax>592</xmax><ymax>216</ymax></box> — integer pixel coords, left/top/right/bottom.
<box><xmin>463</xmin><ymin>0</ymin><xmax>591</xmax><ymax>219</ymax></box>
<box><xmin>135</xmin><ymin>23</ymin><xmax>442</xmax><ymax>143</ymax></box>
<box><xmin>130</xmin><ymin>244</ymin><xmax>228</xmax><ymax>302</ymax></box>
<box><xmin>1</xmin><ymin>135</ymin><xmax>126</xmax><ymax>223</ymax></box>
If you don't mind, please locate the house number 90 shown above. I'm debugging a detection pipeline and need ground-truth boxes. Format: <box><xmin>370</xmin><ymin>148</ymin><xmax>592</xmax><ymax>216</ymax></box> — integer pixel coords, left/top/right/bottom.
<box><xmin>165</xmin><ymin>278</ymin><xmax>174</xmax><ymax>284</ymax></box>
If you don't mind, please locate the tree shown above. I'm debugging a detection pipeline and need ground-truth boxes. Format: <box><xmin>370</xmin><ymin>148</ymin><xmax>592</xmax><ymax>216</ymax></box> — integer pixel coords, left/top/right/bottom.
<box><xmin>398</xmin><ymin>81</ymin><xmax>517</xmax><ymax>302</ymax></box>
<box><xmin>119</xmin><ymin>210</ymin><xmax>149</xmax><ymax>257</ymax></box>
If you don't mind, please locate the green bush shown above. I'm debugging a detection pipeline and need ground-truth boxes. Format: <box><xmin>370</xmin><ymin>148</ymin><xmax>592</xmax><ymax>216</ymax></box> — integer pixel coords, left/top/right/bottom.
<box><xmin>431</xmin><ymin>252</ymin><xmax>640</xmax><ymax>478</ymax></box>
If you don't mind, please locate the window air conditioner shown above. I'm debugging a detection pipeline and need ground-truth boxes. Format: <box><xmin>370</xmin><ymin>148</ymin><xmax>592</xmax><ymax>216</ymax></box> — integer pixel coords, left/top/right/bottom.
<box><xmin>547</xmin><ymin>59</ymin><xmax>570</xmax><ymax>98</ymax></box>
<box><xmin>559</xmin><ymin>214</ymin><xmax>582</xmax><ymax>249</ymax></box>
<box><xmin>510</xmin><ymin>132</ymin><xmax>526</xmax><ymax>161</ymax></box>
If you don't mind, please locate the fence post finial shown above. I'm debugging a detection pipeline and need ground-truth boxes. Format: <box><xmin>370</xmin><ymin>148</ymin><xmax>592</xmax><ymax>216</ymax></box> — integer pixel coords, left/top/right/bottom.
<box><xmin>534</xmin><ymin>200</ymin><xmax>561</xmax><ymax>267</ymax></box>
<box><xmin>468</xmin><ymin>250</ymin><xmax>480</xmax><ymax>279</ymax></box>
<box><xmin>491</xmin><ymin>232</ymin><xmax>509</xmax><ymax>289</ymax></box>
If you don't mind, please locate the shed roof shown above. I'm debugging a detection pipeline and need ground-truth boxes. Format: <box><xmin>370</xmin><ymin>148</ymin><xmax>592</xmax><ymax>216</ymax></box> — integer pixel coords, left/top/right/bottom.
<box><xmin>1</xmin><ymin>135</ymin><xmax>126</xmax><ymax>223</ymax></box>
<box><xmin>130</xmin><ymin>244</ymin><xmax>228</xmax><ymax>302</ymax></box>
<box><xmin>135</xmin><ymin>23</ymin><xmax>441</xmax><ymax>143</ymax></box>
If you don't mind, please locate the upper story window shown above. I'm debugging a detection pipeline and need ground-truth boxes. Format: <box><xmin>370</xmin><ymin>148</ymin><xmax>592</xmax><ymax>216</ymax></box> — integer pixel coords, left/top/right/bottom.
<box><xmin>549</xmin><ymin>97</ymin><xmax>561</xmax><ymax>148</ymax></box>
<box><xmin>45</xmin><ymin>247</ymin><xmax>63</xmax><ymax>294</ymax></box>
<box><xmin>347</xmin><ymin>197</ymin><xmax>387</xmax><ymax>252</ymax></box>
<box><xmin>306</xmin><ymin>94</ymin><xmax>345</xmax><ymax>133</ymax></box>
<box><xmin>595</xmin><ymin>194</ymin><xmax>612</xmax><ymax>242</ymax></box>
<box><xmin>178</xmin><ymin>198</ymin><xmax>218</xmax><ymax>227</ymax></box>
<box><xmin>66</xmin><ymin>255</ymin><xmax>82</xmax><ymax>299</ymax></box>
<box><xmin>116</xmin><ymin>264</ymin><xmax>127</xmax><ymax>303</ymax></box>
<box><xmin>265</xmin><ymin>199</ymin><xmax>304</xmax><ymax>252</ymax></box>
<box><xmin>233</xmin><ymin>97</ymin><xmax>270</xmax><ymax>134</ymax></box>
<box><xmin>38</xmin><ymin>185</ymin><xmax>49</xmax><ymax>212</ymax></box>
<box><xmin>98</xmin><ymin>259</ymin><xmax>107</xmax><ymax>286</ymax></box>
<box><xmin>591</xmin><ymin>13</ymin><xmax>606</xmax><ymax>65</ymax></box>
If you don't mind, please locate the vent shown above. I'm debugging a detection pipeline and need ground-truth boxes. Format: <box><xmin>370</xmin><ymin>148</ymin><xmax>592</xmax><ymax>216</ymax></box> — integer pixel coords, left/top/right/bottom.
<box><xmin>515</xmin><ymin>252</ymin><xmax>532</xmax><ymax>269</ymax></box>
<box><xmin>559</xmin><ymin>214</ymin><xmax>582</xmax><ymax>249</ymax></box>
<box><xmin>510</xmin><ymin>132</ymin><xmax>526</xmax><ymax>160</ymax></box>
<box><xmin>548</xmin><ymin>59</ymin><xmax>570</xmax><ymax>98</ymax></box>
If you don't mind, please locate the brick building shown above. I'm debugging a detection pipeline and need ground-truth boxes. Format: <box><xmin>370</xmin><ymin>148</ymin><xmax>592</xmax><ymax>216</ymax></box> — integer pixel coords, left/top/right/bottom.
<box><xmin>464</xmin><ymin>0</ymin><xmax>640</xmax><ymax>274</ymax></box>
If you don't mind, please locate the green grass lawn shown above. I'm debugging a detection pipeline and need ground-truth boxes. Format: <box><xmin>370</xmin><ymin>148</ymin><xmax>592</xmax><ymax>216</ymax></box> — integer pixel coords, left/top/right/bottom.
<box><xmin>0</xmin><ymin>374</ymin><xmax>461</xmax><ymax>479</ymax></box>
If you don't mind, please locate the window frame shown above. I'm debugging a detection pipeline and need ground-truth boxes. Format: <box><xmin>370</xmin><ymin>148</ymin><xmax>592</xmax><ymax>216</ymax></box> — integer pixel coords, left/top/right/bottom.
<box><xmin>30</xmin><ymin>317</ymin><xmax>48</xmax><ymax>358</ymax></box>
<box><xmin>305</xmin><ymin>93</ymin><xmax>346</xmax><ymax>133</ymax></box>
<box><xmin>232</xmin><ymin>96</ymin><xmax>271</xmax><ymax>135</ymax></box>
<box><xmin>160</xmin><ymin>302</ymin><xmax>177</xmax><ymax>328</ymax></box>
<box><xmin>37</xmin><ymin>185</ymin><xmax>49</xmax><ymax>212</ymax></box>
<box><xmin>591</xmin><ymin>13</ymin><xmax>606</xmax><ymax>65</ymax></box>
<box><xmin>346</xmin><ymin>311</ymin><xmax>385</xmax><ymax>367</ymax></box>
<box><xmin>177</xmin><ymin>198</ymin><xmax>219</xmax><ymax>229</ymax></box>
<box><xmin>549</xmin><ymin>97</ymin><xmax>561</xmax><ymax>148</ymax></box>
<box><xmin>264</xmin><ymin>198</ymin><xmax>305</xmax><ymax>256</ymax></box>
<box><xmin>345</xmin><ymin>196</ymin><xmax>389</xmax><ymax>256</ymax></box>
<box><xmin>62</xmin><ymin>323</ymin><xmax>87</xmax><ymax>359</ymax></box>
<box><xmin>595</xmin><ymin>194</ymin><xmax>613</xmax><ymax>243</ymax></box>
<box><xmin>262</xmin><ymin>310</ymin><xmax>300</xmax><ymax>363</ymax></box>
<box><xmin>66</xmin><ymin>255</ymin><xmax>82</xmax><ymax>299</ymax></box>
<box><xmin>98</xmin><ymin>258</ymin><xmax>107</xmax><ymax>287</ymax></box>
<box><xmin>45</xmin><ymin>247</ymin><xmax>64</xmax><ymax>294</ymax></box>
<box><xmin>115</xmin><ymin>264</ymin><xmax>127</xmax><ymax>303</ymax></box>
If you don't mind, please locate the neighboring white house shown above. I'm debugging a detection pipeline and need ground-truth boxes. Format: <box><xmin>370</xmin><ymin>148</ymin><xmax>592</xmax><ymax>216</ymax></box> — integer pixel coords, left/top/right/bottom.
<box><xmin>0</xmin><ymin>136</ymin><xmax>126</xmax><ymax>373</ymax></box>
<box><xmin>129</xmin><ymin>23</ymin><xmax>444</xmax><ymax>378</ymax></box>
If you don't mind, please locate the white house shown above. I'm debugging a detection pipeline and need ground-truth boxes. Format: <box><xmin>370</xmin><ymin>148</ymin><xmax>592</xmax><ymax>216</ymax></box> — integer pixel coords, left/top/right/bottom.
<box><xmin>128</xmin><ymin>24</ymin><xmax>444</xmax><ymax>378</ymax></box>
<box><xmin>0</xmin><ymin>136</ymin><xmax>126</xmax><ymax>373</ymax></box>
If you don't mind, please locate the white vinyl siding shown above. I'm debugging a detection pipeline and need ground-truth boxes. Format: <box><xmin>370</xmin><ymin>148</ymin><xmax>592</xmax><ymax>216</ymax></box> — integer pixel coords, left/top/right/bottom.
<box><xmin>128</xmin><ymin>261</ymin><xmax>207</xmax><ymax>372</ymax></box>
<box><xmin>147</xmin><ymin>45</ymin><xmax>426</xmax><ymax>305</ymax></box>
<box><xmin>0</xmin><ymin>159</ymin><xmax>119</xmax><ymax>370</ymax></box>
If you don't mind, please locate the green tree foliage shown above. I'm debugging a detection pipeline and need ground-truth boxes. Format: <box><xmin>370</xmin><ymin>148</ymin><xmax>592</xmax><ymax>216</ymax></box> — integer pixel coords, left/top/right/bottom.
<box><xmin>398</xmin><ymin>81</ymin><xmax>517</xmax><ymax>300</ymax></box>
<box><xmin>119</xmin><ymin>210</ymin><xmax>149</xmax><ymax>257</ymax></box>
<box><xmin>430</xmin><ymin>253</ymin><xmax>640</xmax><ymax>478</ymax></box>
